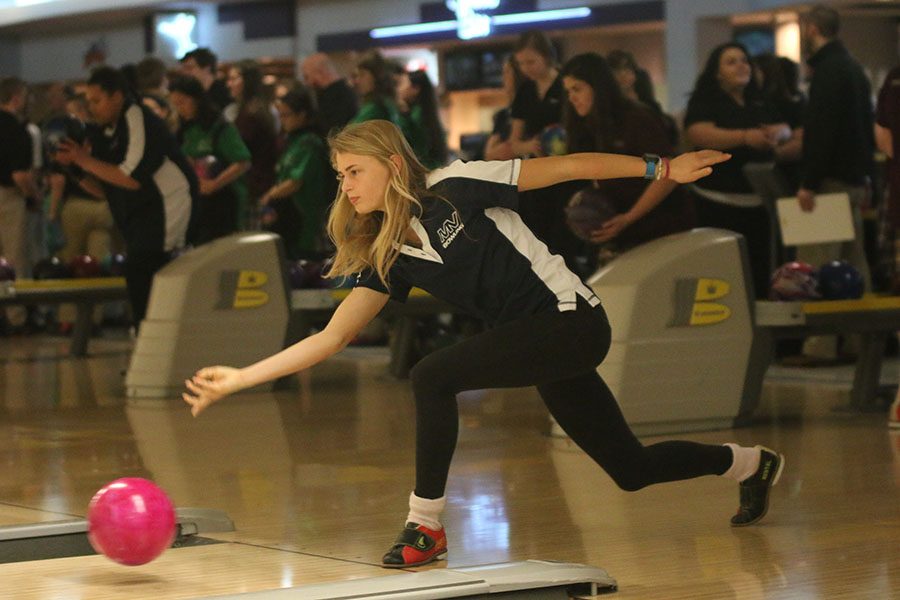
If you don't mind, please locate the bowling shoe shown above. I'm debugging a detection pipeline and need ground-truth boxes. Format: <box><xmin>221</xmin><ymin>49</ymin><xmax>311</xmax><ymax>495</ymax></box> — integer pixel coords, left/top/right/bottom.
<box><xmin>381</xmin><ymin>522</ymin><xmax>447</xmax><ymax>568</ymax></box>
<box><xmin>889</xmin><ymin>395</ymin><xmax>900</xmax><ymax>429</ymax></box>
<box><xmin>731</xmin><ymin>446</ymin><xmax>784</xmax><ymax>527</ymax></box>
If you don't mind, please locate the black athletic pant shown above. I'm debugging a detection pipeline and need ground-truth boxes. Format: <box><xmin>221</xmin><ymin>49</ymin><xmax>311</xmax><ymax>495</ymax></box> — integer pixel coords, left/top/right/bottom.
<box><xmin>124</xmin><ymin>249</ymin><xmax>172</xmax><ymax>329</ymax></box>
<box><xmin>409</xmin><ymin>300</ymin><xmax>733</xmax><ymax>499</ymax></box>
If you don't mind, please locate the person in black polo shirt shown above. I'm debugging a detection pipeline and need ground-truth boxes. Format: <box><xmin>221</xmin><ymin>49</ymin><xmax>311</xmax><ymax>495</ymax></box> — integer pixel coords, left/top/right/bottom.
<box><xmin>0</xmin><ymin>77</ymin><xmax>37</xmax><ymax>331</ymax></box>
<box><xmin>179</xmin><ymin>48</ymin><xmax>233</xmax><ymax>114</ymax></box>
<box><xmin>509</xmin><ymin>29</ymin><xmax>583</xmax><ymax>273</ymax></box>
<box><xmin>685</xmin><ymin>42</ymin><xmax>791</xmax><ymax>298</ymax></box>
<box><xmin>183</xmin><ymin>120</ymin><xmax>784</xmax><ymax>567</ymax></box>
<box><xmin>55</xmin><ymin>66</ymin><xmax>196</xmax><ymax>330</ymax></box>
<box><xmin>301</xmin><ymin>53</ymin><xmax>359</xmax><ymax>136</ymax></box>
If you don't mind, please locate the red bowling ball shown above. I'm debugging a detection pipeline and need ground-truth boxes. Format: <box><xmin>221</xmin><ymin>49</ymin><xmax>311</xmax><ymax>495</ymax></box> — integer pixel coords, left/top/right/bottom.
<box><xmin>87</xmin><ymin>477</ymin><xmax>177</xmax><ymax>566</ymax></box>
<box><xmin>69</xmin><ymin>254</ymin><xmax>102</xmax><ymax>278</ymax></box>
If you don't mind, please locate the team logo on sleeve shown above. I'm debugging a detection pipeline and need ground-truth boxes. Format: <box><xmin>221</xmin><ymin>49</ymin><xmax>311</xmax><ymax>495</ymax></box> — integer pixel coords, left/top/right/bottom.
<box><xmin>437</xmin><ymin>210</ymin><xmax>464</xmax><ymax>248</ymax></box>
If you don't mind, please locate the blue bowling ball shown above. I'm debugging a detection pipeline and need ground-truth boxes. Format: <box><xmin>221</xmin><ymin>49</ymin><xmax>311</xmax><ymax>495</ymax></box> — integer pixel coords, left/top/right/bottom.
<box><xmin>817</xmin><ymin>260</ymin><xmax>864</xmax><ymax>300</ymax></box>
<box><xmin>539</xmin><ymin>124</ymin><xmax>568</xmax><ymax>156</ymax></box>
<box><xmin>110</xmin><ymin>253</ymin><xmax>127</xmax><ymax>277</ymax></box>
<box><xmin>100</xmin><ymin>253</ymin><xmax>127</xmax><ymax>277</ymax></box>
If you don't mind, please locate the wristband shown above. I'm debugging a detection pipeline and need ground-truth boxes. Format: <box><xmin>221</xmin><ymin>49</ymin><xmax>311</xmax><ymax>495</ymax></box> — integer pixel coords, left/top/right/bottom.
<box><xmin>642</xmin><ymin>154</ymin><xmax>660</xmax><ymax>180</ymax></box>
<box><xmin>656</xmin><ymin>157</ymin><xmax>670</xmax><ymax>181</ymax></box>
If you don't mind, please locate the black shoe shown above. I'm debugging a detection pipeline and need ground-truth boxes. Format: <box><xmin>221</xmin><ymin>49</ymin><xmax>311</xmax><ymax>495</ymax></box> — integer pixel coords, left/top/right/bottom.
<box><xmin>731</xmin><ymin>446</ymin><xmax>784</xmax><ymax>527</ymax></box>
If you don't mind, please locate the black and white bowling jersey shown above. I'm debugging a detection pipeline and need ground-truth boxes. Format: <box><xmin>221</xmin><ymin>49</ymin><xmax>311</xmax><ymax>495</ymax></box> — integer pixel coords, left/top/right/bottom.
<box><xmin>91</xmin><ymin>100</ymin><xmax>195</xmax><ymax>253</ymax></box>
<box><xmin>355</xmin><ymin>159</ymin><xmax>599</xmax><ymax>326</ymax></box>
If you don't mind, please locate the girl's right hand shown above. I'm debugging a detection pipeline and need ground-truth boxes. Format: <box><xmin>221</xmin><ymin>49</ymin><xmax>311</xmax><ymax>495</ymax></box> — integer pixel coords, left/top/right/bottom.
<box><xmin>183</xmin><ymin>366</ymin><xmax>246</xmax><ymax>417</ymax></box>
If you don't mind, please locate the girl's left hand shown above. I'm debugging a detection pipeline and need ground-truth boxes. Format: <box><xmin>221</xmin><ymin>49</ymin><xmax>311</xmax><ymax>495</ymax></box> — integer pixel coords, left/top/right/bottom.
<box><xmin>668</xmin><ymin>150</ymin><xmax>731</xmax><ymax>184</ymax></box>
<box><xmin>591</xmin><ymin>213</ymin><xmax>631</xmax><ymax>243</ymax></box>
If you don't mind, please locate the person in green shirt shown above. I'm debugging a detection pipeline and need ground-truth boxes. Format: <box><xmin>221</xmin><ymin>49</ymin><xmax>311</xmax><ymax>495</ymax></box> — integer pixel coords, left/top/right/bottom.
<box><xmin>350</xmin><ymin>51</ymin><xmax>401</xmax><ymax>126</ymax></box>
<box><xmin>168</xmin><ymin>75</ymin><xmax>251</xmax><ymax>245</ymax></box>
<box><xmin>260</xmin><ymin>87</ymin><xmax>335</xmax><ymax>259</ymax></box>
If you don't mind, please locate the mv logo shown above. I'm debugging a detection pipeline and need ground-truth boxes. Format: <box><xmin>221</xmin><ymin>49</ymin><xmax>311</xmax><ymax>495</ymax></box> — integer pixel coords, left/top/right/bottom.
<box><xmin>437</xmin><ymin>210</ymin><xmax>464</xmax><ymax>248</ymax></box>
<box><xmin>670</xmin><ymin>278</ymin><xmax>731</xmax><ymax>326</ymax></box>
<box><xmin>216</xmin><ymin>270</ymin><xmax>269</xmax><ymax>310</ymax></box>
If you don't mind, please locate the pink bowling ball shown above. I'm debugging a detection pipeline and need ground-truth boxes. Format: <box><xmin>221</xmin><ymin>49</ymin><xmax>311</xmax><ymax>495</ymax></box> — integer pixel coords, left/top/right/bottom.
<box><xmin>87</xmin><ymin>477</ymin><xmax>176</xmax><ymax>566</ymax></box>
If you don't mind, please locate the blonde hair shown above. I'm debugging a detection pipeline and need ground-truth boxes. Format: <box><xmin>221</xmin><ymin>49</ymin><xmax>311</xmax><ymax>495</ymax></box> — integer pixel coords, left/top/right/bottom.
<box><xmin>326</xmin><ymin>120</ymin><xmax>430</xmax><ymax>289</ymax></box>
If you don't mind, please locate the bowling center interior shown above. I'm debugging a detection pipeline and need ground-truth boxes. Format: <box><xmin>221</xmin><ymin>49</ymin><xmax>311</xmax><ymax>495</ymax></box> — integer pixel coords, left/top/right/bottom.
<box><xmin>2</xmin><ymin>0</ymin><xmax>900</xmax><ymax>599</ymax></box>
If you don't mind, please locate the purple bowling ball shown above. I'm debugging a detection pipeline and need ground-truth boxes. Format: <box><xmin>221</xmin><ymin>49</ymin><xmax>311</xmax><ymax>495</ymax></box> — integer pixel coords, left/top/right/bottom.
<box><xmin>0</xmin><ymin>257</ymin><xmax>16</xmax><ymax>281</ymax></box>
<box><xmin>287</xmin><ymin>261</ymin><xmax>308</xmax><ymax>290</ymax></box>
<box><xmin>564</xmin><ymin>188</ymin><xmax>617</xmax><ymax>242</ymax></box>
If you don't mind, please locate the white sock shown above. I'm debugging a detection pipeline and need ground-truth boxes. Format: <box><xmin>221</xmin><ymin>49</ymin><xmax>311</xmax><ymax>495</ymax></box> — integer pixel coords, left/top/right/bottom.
<box><xmin>721</xmin><ymin>444</ymin><xmax>761</xmax><ymax>482</ymax></box>
<box><xmin>406</xmin><ymin>492</ymin><xmax>445</xmax><ymax>530</ymax></box>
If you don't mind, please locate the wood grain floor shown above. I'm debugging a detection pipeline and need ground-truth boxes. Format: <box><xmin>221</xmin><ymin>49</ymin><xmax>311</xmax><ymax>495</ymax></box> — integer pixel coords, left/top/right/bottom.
<box><xmin>1</xmin><ymin>332</ymin><xmax>898</xmax><ymax>599</ymax></box>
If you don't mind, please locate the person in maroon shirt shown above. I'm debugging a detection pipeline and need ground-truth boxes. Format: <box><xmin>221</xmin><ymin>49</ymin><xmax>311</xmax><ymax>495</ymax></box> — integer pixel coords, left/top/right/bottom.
<box><xmin>876</xmin><ymin>65</ymin><xmax>900</xmax><ymax>235</ymax></box>
<box><xmin>561</xmin><ymin>52</ymin><xmax>693</xmax><ymax>254</ymax></box>
<box><xmin>876</xmin><ymin>64</ymin><xmax>900</xmax><ymax>428</ymax></box>
<box><xmin>225</xmin><ymin>60</ymin><xmax>278</xmax><ymax>228</ymax></box>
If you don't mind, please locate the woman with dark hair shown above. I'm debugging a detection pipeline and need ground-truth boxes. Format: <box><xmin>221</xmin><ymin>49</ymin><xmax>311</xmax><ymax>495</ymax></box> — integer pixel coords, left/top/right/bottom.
<box><xmin>753</xmin><ymin>54</ymin><xmax>805</xmax><ymax>132</ymax></box>
<box><xmin>225</xmin><ymin>59</ymin><xmax>279</xmax><ymax>226</ymax></box>
<box><xmin>350</xmin><ymin>51</ymin><xmax>401</xmax><ymax>125</ymax></box>
<box><xmin>561</xmin><ymin>53</ymin><xmax>693</xmax><ymax>253</ymax></box>
<box><xmin>753</xmin><ymin>53</ymin><xmax>805</xmax><ymax>190</ymax></box>
<box><xmin>684</xmin><ymin>42</ymin><xmax>790</xmax><ymax>297</ymax></box>
<box><xmin>169</xmin><ymin>75</ymin><xmax>251</xmax><ymax>244</ymax></box>
<box><xmin>259</xmin><ymin>87</ymin><xmax>335</xmax><ymax>259</ymax></box>
<box><xmin>397</xmin><ymin>70</ymin><xmax>448</xmax><ymax>169</ymax></box>
<box><xmin>607</xmin><ymin>50</ymin><xmax>679</xmax><ymax>147</ymax></box>
<box><xmin>484</xmin><ymin>56</ymin><xmax>525</xmax><ymax>161</ymax></box>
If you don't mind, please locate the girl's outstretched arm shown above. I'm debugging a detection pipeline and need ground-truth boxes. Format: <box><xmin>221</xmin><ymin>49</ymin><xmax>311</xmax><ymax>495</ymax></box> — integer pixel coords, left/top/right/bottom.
<box><xmin>516</xmin><ymin>150</ymin><xmax>730</xmax><ymax>191</ymax></box>
<box><xmin>183</xmin><ymin>286</ymin><xmax>389</xmax><ymax>416</ymax></box>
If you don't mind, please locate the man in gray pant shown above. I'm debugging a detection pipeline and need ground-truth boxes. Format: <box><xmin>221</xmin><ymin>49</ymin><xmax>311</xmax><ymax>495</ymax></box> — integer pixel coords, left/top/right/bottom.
<box><xmin>0</xmin><ymin>77</ymin><xmax>36</xmax><ymax>332</ymax></box>
<box><xmin>793</xmin><ymin>5</ymin><xmax>875</xmax><ymax>362</ymax></box>
<box><xmin>796</xmin><ymin>5</ymin><xmax>874</xmax><ymax>281</ymax></box>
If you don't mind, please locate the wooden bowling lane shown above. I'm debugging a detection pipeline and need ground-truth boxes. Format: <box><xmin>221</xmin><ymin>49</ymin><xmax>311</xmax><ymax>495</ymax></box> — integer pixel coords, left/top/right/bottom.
<box><xmin>2</xmin><ymin>331</ymin><xmax>900</xmax><ymax>599</ymax></box>
<box><xmin>0</xmin><ymin>542</ymin><xmax>394</xmax><ymax>600</ymax></box>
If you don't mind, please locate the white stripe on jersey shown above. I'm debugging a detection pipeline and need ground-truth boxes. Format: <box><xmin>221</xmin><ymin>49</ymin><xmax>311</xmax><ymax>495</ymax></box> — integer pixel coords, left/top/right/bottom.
<box><xmin>485</xmin><ymin>207</ymin><xmax>600</xmax><ymax>312</ymax></box>
<box><xmin>119</xmin><ymin>105</ymin><xmax>146</xmax><ymax>176</ymax></box>
<box><xmin>426</xmin><ymin>159</ymin><xmax>521</xmax><ymax>189</ymax></box>
<box><xmin>153</xmin><ymin>157</ymin><xmax>192</xmax><ymax>251</ymax></box>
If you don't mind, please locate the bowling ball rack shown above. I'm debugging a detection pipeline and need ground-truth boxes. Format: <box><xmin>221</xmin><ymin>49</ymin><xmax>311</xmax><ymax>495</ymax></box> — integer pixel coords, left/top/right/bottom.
<box><xmin>0</xmin><ymin>507</ymin><xmax>233</xmax><ymax>564</ymax></box>
<box><xmin>756</xmin><ymin>294</ymin><xmax>900</xmax><ymax>412</ymax></box>
<box><xmin>0</xmin><ymin>278</ymin><xmax>128</xmax><ymax>356</ymax></box>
